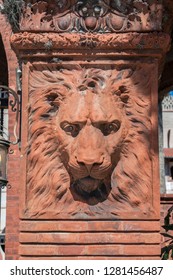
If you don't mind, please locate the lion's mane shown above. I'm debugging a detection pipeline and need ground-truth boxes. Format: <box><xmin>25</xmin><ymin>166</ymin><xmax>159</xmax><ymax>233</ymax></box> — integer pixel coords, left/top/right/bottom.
<box><xmin>26</xmin><ymin>64</ymin><xmax>153</xmax><ymax>218</ymax></box>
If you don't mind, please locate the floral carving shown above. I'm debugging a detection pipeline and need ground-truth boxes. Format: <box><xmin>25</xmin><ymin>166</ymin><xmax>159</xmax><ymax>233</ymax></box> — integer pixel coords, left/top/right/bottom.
<box><xmin>25</xmin><ymin>63</ymin><xmax>154</xmax><ymax>219</ymax></box>
<box><xmin>20</xmin><ymin>0</ymin><xmax>162</xmax><ymax>33</ymax></box>
<box><xmin>11</xmin><ymin>32</ymin><xmax>170</xmax><ymax>53</ymax></box>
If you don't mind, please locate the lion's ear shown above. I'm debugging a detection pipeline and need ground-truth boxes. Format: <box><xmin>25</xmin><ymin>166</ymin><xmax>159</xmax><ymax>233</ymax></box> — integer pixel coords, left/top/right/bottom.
<box><xmin>120</xmin><ymin>94</ymin><xmax>129</xmax><ymax>104</ymax></box>
<box><xmin>46</xmin><ymin>93</ymin><xmax>60</xmax><ymax>103</ymax></box>
<box><xmin>41</xmin><ymin>87</ymin><xmax>66</xmax><ymax>118</ymax></box>
<box><xmin>44</xmin><ymin>87</ymin><xmax>65</xmax><ymax>106</ymax></box>
<box><xmin>119</xmin><ymin>86</ymin><xmax>129</xmax><ymax>104</ymax></box>
<box><xmin>113</xmin><ymin>85</ymin><xmax>129</xmax><ymax>104</ymax></box>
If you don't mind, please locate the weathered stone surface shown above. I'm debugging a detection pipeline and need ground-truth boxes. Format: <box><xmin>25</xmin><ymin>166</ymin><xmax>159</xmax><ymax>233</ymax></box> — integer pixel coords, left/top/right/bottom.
<box><xmin>11</xmin><ymin>32</ymin><xmax>170</xmax><ymax>53</ymax></box>
<box><xmin>19</xmin><ymin>220</ymin><xmax>160</xmax><ymax>232</ymax></box>
<box><xmin>19</xmin><ymin>244</ymin><xmax>160</xmax><ymax>256</ymax></box>
<box><xmin>20</xmin><ymin>0</ymin><xmax>162</xmax><ymax>33</ymax></box>
<box><xmin>7</xmin><ymin>0</ymin><xmax>170</xmax><ymax>260</ymax></box>
<box><xmin>22</xmin><ymin>61</ymin><xmax>158</xmax><ymax>220</ymax></box>
<box><xmin>19</xmin><ymin>232</ymin><xmax>161</xmax><ymax>244</ymax></box>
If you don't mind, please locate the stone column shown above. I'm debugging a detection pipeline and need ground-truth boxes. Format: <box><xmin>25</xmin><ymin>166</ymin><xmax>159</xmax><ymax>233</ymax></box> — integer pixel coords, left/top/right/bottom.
<box><xmin>11</xmin><ymin>0</ymin><xmax>170</xmax><ymax>259</ymax></box>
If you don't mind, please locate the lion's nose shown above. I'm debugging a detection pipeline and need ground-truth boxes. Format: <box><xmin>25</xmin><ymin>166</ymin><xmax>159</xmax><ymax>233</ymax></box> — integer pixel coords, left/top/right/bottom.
<box><xmin>76</xmin><ymin>158</ymin><xmax>103</xmax><ymax>173</ymax></box>
<box><xmin>77</xmin><ymin>161</ymin><xmax>101</xmax><ymax>173</ymax></box>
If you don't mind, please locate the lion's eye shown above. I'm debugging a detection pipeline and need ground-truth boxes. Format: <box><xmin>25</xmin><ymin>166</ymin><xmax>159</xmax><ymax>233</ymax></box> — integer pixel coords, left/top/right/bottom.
<box><xmin>101</xmin><ymin>121</ymin><xmax>121</xmax><ymax>136</ymax></box>
<box><xmin>61</xmin><ymin>123</ymin><xmax>80</xmax><ymax>137</ymax></box>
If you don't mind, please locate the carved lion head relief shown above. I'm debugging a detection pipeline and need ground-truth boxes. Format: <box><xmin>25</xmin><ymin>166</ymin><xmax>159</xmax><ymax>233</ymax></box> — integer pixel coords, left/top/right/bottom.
<box><xmin>26</xmin><ymin>64</ymin><xmax>152</xmax><ymax>218</ymax></box>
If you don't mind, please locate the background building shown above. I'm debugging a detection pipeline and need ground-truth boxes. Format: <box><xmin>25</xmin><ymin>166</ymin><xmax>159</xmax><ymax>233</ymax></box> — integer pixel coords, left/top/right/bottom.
<box><xmin>162</xmin><ymin>92</ymin><xmax>173</xmax><ymax>193</ymax></box>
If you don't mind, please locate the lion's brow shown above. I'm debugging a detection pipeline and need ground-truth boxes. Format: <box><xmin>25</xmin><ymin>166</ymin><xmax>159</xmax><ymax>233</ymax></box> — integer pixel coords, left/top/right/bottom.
<box><xmin>60</xmin><ymin>119</ymin><xmax>87</xmax><ymax>125</ymax></box>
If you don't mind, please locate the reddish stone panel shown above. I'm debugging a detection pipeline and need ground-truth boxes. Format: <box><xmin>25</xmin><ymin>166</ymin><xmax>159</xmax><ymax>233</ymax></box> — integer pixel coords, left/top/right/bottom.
<box><xmin>16</xmin><ymin>37</ymin><xmax>162</xmax><ymax>258</ymax></box>
<box><xmin>19</xmin><ymin>219</ymin><xmax>160</xmax><ymax>259</ymax></box>
<box><xmin>19</xmin><ymin>244</ymin><xmax>160</xmax><ymax>257</ymax></box>
<box><xmin>19</xmin><ymin>256</ymin><xmax>160</xmax><ymax>260</ymax></box>
<box><xmin>20</xmin><ymin>220</ymin><xmax>160</xmax><ymax>232</ymax></box>
<box><xmin>20</xmin><ymin>60</ymin><xmax>159</xmax><ymax>220</ymax></box>
<box><xmin>0</xmin><ymin>8</ymin><xmax>20</xmax><ymax>260</ymax></box>
<box><xmin>5</xmin><ymin>0</ymin><xmax>170</xmax><ymax>260</ymax></box>
<box><xmin>19</xmin><ymin>232</ymin><xmax>160</xmax><ymax>244</ymax></box>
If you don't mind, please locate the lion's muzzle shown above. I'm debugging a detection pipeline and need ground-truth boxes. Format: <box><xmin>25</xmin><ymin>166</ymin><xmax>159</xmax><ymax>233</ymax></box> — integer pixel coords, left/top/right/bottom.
<box><xmin>77</xmin><ymin>176</ymin><xmax>101</xmax><ymax>193</ymax></box>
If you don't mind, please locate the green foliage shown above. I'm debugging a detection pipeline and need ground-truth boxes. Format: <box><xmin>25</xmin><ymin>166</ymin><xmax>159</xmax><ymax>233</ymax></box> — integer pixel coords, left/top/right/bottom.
<box><xmin>161</xmin><ymin>205</ymin><xmax>173</xmax><ymax>260</ymax></box>
<box><xmin>1</xmin><ymin>0</ymin><xmax>24</xmax><ymax>31</ymax></box>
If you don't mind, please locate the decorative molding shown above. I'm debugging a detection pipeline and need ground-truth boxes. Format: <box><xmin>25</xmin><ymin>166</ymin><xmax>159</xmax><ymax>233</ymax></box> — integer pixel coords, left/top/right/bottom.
<box><xmin>11</xmin><ymin>32</ymin><xmax>170</xmax><ymax>53</ymax></box>
<box><xmin>20</xmin><ymin>0</ymin><xmax>162</xmax><ymax>33</ymax></box>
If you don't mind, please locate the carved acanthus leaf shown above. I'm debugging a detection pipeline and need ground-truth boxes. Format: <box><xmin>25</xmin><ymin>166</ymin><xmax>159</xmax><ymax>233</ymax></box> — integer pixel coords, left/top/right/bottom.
<box><xmin>20</xmin><ymin>0</ymin><xmax>162</xmax><ymax>33</ymax></box>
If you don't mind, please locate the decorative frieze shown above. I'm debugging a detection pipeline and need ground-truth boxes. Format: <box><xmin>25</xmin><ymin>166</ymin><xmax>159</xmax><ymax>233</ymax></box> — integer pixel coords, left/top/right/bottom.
<box><xmin>11</xmin><ymin>32</ymin><xmax>170</xmax><ymax>53</ymax></box>
<box><xmin>20</xmin><ymin>0</ymin><xmax>162</xmax><ymax>32</ymax></box>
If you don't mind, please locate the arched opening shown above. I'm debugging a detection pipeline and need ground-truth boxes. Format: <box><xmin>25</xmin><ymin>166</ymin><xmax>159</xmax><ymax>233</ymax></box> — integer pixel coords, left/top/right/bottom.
<box><xmin>0</xmin><ymin>33</ymin><xmax>8</xmax><ymax>258</ymax></box>
<box><xmin>0</xmin><ymin>34</ymin><xmax>8</xmax><ymax>135</ymax></box>
<box><xmin>0</xmin><ymin>35</ymin><xmax>8</xmax><ymax>86</ymax></box>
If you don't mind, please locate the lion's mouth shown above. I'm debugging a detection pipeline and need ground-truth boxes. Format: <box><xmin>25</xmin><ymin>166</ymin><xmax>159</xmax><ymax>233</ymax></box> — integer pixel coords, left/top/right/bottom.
<box><xmin>72</xmin><ymin>175</ymin><xmax>106</xmax><ymax>197</ymax></box>
<box><xmin>78</xmin><ymin>176</ymin><xmax>101</xmax><ymax>193</ymax></box>
<box><xmin>70</xmin><ymin>176</ymin><xmax>111</xmax><ymax>204</ymax></box>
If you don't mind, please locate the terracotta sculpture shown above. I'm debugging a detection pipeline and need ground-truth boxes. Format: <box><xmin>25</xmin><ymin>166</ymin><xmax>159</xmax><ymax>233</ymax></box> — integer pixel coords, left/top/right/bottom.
<box><xmin>20</xmin><ymin>0</ymin><xmax>162</xmax><ymax>33</ymax></box>
<box><xmin>26</xmin><ymin>64</ymin><xmax>152</xmax><ymax>219</ymax></box>
<box><xmin>6</xmin><ymin>0</ymin><xmax>171</xmax><ymax>259</ymax></box>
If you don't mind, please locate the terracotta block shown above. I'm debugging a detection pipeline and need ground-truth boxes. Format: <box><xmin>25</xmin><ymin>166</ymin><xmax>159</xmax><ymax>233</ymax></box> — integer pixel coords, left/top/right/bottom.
<box><xmin>19</xmin><ymin>256</ymin><xmax>160</xmax><ymax>260</ymax></box>
<box><xmin>20</xmin><ymin>220</ymin><xmax>160</xmax><ymax>232</ymax></box>
<box><xmin>19</xmin><ymin>1</ymin><xmax>162</xmax><ymax>33</ymax></box>
<box><xmin>19</xmin><ymin>244</ymin><xmax>160</xmax><ymax>257</ymax></box>
<box><xmin>19</xmin><ymin>232</ymin><xmax>160</xmax><ymax>244</ymax></box>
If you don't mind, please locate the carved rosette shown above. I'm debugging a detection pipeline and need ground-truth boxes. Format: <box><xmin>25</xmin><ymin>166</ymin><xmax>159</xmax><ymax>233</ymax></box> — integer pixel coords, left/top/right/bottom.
<box><xmin>20</xmin><ymin>0</ymin><xmax>162</xmax><ymax>33</ymax></box>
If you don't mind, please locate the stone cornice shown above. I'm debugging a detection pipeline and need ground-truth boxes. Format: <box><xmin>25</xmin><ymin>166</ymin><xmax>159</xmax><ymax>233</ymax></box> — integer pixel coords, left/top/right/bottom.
<box><xmin>19</xmin><ymin>0</ymin><xmax>163</xmax><ymax>33</ymax></box>
<box><xmin>11</xmin><ymin>32</ymin><xmax>170</xmax><ymax>57</ymax></box>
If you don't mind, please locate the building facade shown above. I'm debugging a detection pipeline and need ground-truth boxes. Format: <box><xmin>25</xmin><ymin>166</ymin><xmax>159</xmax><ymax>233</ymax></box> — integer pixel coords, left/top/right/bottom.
<box><xmin>162</xmin><ymin>93</ymin><xmax>173</xmax><ymax>194</ymax></box>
